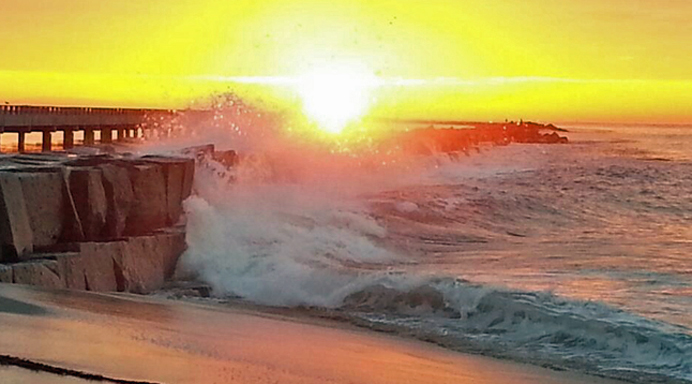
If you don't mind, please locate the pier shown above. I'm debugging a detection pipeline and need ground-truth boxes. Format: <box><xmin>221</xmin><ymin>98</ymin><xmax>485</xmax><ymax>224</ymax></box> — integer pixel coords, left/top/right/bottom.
<box><xmin>0</xmin><ymin>105</ymin><xmax>177</xmax><ymax>152</ymax></box>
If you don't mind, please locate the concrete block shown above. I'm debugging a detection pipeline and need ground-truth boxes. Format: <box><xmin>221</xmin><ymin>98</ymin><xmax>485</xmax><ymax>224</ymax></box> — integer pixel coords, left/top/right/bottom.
<box><xmin>155</xmin><ymin>229</ymin><xmax>187</xmax><ymax>279</ymax></box>
<box><xmin>0</xmin><ymin>264</ymin><xmax>12</xmax><ymax>283</ymax></box>
<box><xmin>212</xmin><ymin>150</ymin><xmax>239</xmax><ymax>168</ymax></box>
<box><xmin>125</xmin><ymin>163</ymin><xmax>167</xmax><ymax>235</ymax></box>
<box><xmin>68</xmin><ymin>168</ymin><xmax>108</xmax><ymax>240</ymax></box>
<box><xmin>61</xmin><ymin>170</ymin><xmax>86</xmax><ymax>243</ymax></box>
<box><xmin>116</xmin><ymin>236</ymin><xmax>165</xmax><ymax>294</ymax></box>
<box><xmin>143</xmin><ymin>157</ymin><xmax>193</xmax><ymax>225</ymax></box>
<box><xmin>179</xmin><ymin>144</ymin><xmax>214</xmax><ymax>159</ymax></box>
<box><xmin>12</xmin><ymin>259</ymin><xmax>64</xmax><ymax>289</ymax></box>
<box><xmin>113</xmin><ymin>232</ymin><xmax>186</xmax><ymax>294</ymax></box>
<box><xmin>99</xmin><ymin>163</ymin><xmax>134</xmax><ymax>239</ymax></box>
<box><xmin>182</xmin><ymin>158</ymin><xmax>195</xmax><ymax>200</ymax></box>
<box><xmin>76</xmin><ymin>243</ymin><xmax>120</xmax><ymax>291</ymax></box>
<box><xmin>51</xmin><ymin>252</ymin><xmax>86</xmax><ymax>290</ymax></box>
<box><xmin>16</xmin><ymin>171</ymin><xmax>65</xmax><ymax>247</ymax></box>
<box><xmin>0</xmin><ymin>172</ymin><xmax>34</xmax><ymax>260</ymax></box>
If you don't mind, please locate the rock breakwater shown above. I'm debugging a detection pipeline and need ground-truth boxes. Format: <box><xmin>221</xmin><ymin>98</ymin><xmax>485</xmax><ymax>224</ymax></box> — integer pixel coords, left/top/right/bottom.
<box><xmin>0</xmin><ymin>152</ymin><xmax>194</xmax><ymax>294</ymax></box>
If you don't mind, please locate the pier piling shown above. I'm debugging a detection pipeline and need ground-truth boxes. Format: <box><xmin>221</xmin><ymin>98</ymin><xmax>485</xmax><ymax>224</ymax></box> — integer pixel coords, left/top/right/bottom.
<box><xmin>41</xmin><ymin>129</ymin><xmax>53</xmax><ymax>152</ymax></box>
<box><xmin>63</xmin><ymin>128</ymin><xmax>74</xmax><ymax>149</ymax></box>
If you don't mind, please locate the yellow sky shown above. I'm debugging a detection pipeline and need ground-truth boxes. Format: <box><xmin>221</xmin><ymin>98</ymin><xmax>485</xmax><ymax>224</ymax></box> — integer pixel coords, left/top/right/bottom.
<box><xmin>1</xmin><ymin>0</ymin><xmax>691</xmax><ymax>123</ymax></box>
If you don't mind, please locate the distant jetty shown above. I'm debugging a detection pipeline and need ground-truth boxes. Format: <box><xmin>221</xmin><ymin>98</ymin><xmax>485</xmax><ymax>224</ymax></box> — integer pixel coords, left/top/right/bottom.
<box><xmin>384</xmin><ymin>120</ymin><xmax>569</xmax><ymax>155</ymax></box>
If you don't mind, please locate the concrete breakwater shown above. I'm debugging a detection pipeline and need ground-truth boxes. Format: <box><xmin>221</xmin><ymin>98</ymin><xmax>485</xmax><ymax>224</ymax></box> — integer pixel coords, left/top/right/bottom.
<box><xmin>0</xmin><ymin>152</ymin><xmax>194</xmax><ymax>294</ymax></box>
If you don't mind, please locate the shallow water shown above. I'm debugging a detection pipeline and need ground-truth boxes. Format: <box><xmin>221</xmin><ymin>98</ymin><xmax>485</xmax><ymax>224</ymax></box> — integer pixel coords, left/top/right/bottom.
<box><xmin>177</xmin><ymin>124</ymin><xmax>692</xmax><ymax>383</ymax></box>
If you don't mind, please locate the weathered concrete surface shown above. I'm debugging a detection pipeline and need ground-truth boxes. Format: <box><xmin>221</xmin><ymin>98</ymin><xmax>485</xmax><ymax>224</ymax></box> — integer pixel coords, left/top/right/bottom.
<box><xmin>180</xmin><ymin>144</ymin><xmax>214</xmax><ymax>159</ymax></box>
<box><xmin>60</xmin><ymin>170</ymin><xmax>86</xmax><ymax>243</ymax></box>
<box><xmin>12</xmin><ymin>260</ymin><xmax>63</xmax><ymax>289</ymax></box>
<box><xmin>52</xmin><ymin>252</ymin><xmax>86</xmax><ymax>290</ymax></box>
<box><xmin>16</xmin><ymin>171</ymin><xmax>66</xmax><ymax>248</ymax></box>
<box><xmin>98</xmin><ymin>163</ymin><xmax>134</xmax><ymax>239</ymax></box>
<box><xmin>0</xmin><ymin>152</ymin><xmax>193</xmax><ymax>293</ymax></box>
<box><xmin>116</xmin><ymin>236</ymin><xmax>165</xmax><ymax>294</ymax></box>
<box><xmin>156</xmin><ymin>229</ymin><xmax>187</xmax><ymax>279</ymax></box>
<box><xmin>111</xmin><ymin>231</ymin><xmax>186</xmax><ymax>294</ymax></box>
<box><xmin>125</xmin><ymin>163</ymin><xmax>167</xmax><ymax>235</ymax></box>
<box><xmin>9</xmin><ymin>231</ymin><xmax>185</xmax><ymax>293</ymax></box>
<box><xmin>68</xmin><ymin>168</ymin><xmax>107</xmax><ymax>239</ymax></box>
<box><xmin>0</xmin><ymin>172</ymin><xmax>34</xmax><ymax>260</ymax></box>
<box><xmin>182</xmin><ymin>158</ymin><xmax>195</xmax><ymax>201</ymax></box>
<box><xmin>143</xmin><ymin>156</ymin><xmax>194</xmax><ymax>225</ymax></box>
<box><xmin>73</xmin><ymin>243</ymin><xmax>120</xmax><ymax>291</ymax></box>
<box><xmin>0</xmin><ymin>264</ymin><xmax>12</xmax><ymax>282</ymax></box>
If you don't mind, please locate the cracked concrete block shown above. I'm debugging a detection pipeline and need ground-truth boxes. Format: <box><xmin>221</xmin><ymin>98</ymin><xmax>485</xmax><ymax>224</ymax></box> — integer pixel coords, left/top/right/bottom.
<box><xmin>0</xmin><ymin>172</ymin><xmax>34</xmax><ymax>260</ymax></box>
<box><xmin>0</xmin><ymin>264</ymin><xmax>12</xmax><ymax>283</ymax></box>
<box><xmin>125</xmin><ymin>163</ymin><xmax>167</xmax><ymax>235</ymax></box>
<box><xmin>68</xmin><ymin>168</ymin><xmax>107</xmax><ymax>240</ymax></box>
<box><xmin>98</xmin><ymin>163</ymin><xmax>134</xmax><ymax>239</ymax></box>
<box><xmin>15</xmin><ymin>171</ymin><xmax>78</xmax><ymax>248</ymax></box>
<box><xmin>12</xmin><ymin>259</ymin><xmax>64</xmax><ymax>289</ymax></box>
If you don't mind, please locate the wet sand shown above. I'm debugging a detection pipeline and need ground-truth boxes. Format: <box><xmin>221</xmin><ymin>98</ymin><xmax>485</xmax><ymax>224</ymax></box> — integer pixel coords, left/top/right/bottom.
<box><xmin>0</xmin><ymin>283</ymin><xmax>625</xmax><ymax>384</ymax></box>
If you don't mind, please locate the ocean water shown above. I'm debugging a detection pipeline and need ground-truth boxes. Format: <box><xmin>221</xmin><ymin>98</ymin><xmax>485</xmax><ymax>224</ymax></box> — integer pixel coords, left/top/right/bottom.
<box><xmin>172</xmin><ymin>123</ymin><xmax>692</xmax><ymax>383</ymax></box>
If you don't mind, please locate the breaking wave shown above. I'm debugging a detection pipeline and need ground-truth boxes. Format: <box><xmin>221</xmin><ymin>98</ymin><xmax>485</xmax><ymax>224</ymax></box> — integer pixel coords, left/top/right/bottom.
<box><xmin>174</xmin><ymin>151</ymin><xmax>692</xmax><ymax>384</ymax></box>
<box><xmin>150</xmin><ymin>102</ymin><xmax>692</xmax><ymax>383</ymax></box>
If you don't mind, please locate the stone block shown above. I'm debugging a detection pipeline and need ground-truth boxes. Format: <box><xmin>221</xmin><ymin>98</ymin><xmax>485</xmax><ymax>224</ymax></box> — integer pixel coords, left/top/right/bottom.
<box><xmin>0</xmin><ymin>264</ymin><xmax>12</xmax><ymax>283</ymax></box>
<box><xmin>212</xmin><ymin>150</ymin><xmax>239</xmax><ymax>168</ymax></box>
<box><xmin>61</xmin><ymin>170</ymin><xmax>86</xmax><ymax>243</ymax></box>
<box><xmin>12</xmin><ymin>259</ymin><xmax>64</xmax><ymax>289</ymax></box>
<box><xmin>142</xmin><ymin>156</ymin><xmax>194</xmax><ymax>225</ymax></box>
<box><xmin>179</xmin><ymin>144</ymin><xmax>214</xmax><ymax>159</ymax></box>
<box><xmin>0</xmin><ymin>172</ymin><xmax>34</xmax><ymax>260</ymax></box>
<box><xmin>76</xmin><ymin>243</ymin><xmax>120</xmax><ymax>291</ymax></box>
<box><xmin>155</xmin><ymin>229</ymin><xmax>187</xmax><ymax>279</ymax></box>
<box><xmin>50</xmin><ymin>252</ymin><xmax>85</xmax><ymax>290</ymax></box>
<box><xmin>68</xmin><ymin>168</ymin><xmax>107</xmax><ymax>240</ymax></box>
<box><xmin>113</xmin><ymin>232</ymin><xmax>186</xmax><ymax>294</ymax></box>
<box><xmin>182</xmin><ymin>158</ymin><xmax>195</xmax><ymax>200</ymax></box>
<box><xmin>116</xmin><ymin>236</ymin><xmax>165</xmax><ymax>294</ymax></box>
<box><xmin>125</xmin><ymin>163</ymin><xmax>167</xmax><ymax>235</ymax></box>
<box><xmin>15</xmin><ymin>171</ymin><xmax>65</xmax><ymax>248</ymax></box>
<box><xmin>99</xmin><ymin>163</ymin><xmax>134</xmax><ymax>239</ymax></box>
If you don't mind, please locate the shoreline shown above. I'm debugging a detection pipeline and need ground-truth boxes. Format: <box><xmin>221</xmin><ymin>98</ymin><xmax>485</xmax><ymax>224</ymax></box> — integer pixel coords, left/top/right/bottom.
<box><xmin>0</xmin><ymin>283</ymin><xmax>627</xmax><ymax>384</ymax></box>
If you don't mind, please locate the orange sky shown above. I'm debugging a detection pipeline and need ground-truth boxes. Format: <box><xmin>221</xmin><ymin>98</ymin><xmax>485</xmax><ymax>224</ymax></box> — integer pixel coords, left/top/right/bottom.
<box><xmin>1</xmin><ymin>0</ymin><xmax>691</xmax><ymax>123</ymax></box>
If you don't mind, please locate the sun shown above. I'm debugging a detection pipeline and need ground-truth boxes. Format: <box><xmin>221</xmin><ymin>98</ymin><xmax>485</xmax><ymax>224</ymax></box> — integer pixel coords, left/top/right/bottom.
<box><xmin>295</xmin><ymin>63</ymin><xmax>378</xmax><ymax>134</ymax></box>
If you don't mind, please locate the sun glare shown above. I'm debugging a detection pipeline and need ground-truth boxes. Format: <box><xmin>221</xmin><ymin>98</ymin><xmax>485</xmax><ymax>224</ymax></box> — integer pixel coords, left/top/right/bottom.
<box><xmin>295</xmin><ymin>64</ymin><xmax>378</xmax><ymax>134</ymax></box>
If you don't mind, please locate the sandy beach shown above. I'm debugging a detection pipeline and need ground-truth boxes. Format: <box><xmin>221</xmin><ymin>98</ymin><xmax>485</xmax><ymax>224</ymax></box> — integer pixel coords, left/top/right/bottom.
<box><xmin>0</xmin><ymin>283</ymin><xmax>626</xmax><ymax>384</ymax></box>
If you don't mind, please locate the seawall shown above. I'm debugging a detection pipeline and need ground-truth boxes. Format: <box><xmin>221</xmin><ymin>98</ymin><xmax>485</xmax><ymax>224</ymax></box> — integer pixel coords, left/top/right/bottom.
<box><xmin>0</xmin><ymin>151</ymin><xmax>194</xmax><ymax>294</ymax></box>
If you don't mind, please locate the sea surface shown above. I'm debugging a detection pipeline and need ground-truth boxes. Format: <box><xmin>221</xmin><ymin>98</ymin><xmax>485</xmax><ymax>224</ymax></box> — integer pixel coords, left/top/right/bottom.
<box><xmin>170</xmin><ymin>123</ymin><xmax>692</xmax><ymax>383</ymax></box>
